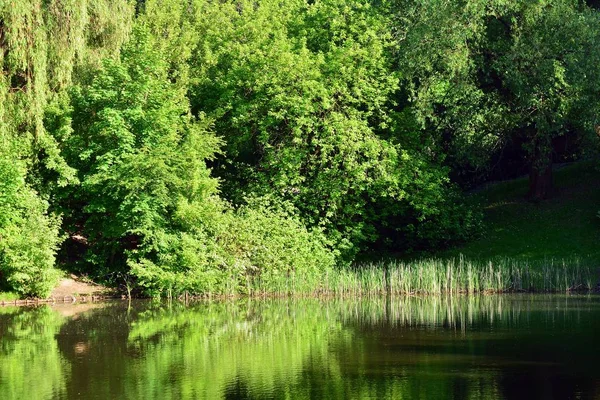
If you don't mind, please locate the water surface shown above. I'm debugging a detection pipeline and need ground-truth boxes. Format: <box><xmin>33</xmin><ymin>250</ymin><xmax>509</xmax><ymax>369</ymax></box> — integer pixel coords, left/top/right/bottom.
<box><xmin>1</xmin><ymin>295</ymin><xmax>599</xmax><ymax>399</ymax></box>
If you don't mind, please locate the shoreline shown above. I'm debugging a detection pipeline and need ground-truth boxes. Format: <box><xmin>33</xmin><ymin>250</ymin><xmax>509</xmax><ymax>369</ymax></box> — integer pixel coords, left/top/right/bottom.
<box><xmin>3</xmin><ymin>288</ymin><xmax>600</xmax><ymax>308</ymax></box>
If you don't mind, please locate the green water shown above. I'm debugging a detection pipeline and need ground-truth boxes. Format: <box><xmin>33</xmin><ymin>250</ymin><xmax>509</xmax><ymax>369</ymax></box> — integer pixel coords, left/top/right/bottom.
<box><xmin>0</xmin><ymin>295</ymin><xmax>599</xmax><ymax>399</ymax></box>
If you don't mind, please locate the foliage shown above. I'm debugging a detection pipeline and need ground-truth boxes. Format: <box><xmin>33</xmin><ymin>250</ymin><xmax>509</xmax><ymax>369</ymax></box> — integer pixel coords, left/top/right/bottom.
<box><xmin>0</xmin><ymin>0</ymin><xmax>134</xmax><ymax>296</ymax></box>
<box><xmin>0</xmin><ymin>141</ymin><xmax>61</xmax><ymax>297</ymax></box>
<box><xmin>1</xmin><ymin>0</ymin><xmax>598</xmax><ymax>296</ymax></box>
<box><xmin>186</xmin><ymin>0</ymin><xmax>478</xmax><ymax>256</ymax></box>
<box><xmin>393</xmin><ymin>0</ymin><xmax>505</xmax><ymax>175</ymax></box>
<box><xmin>393</xmin><ymin>0</ymin><xmax>600</xmax><ymax>196</ymax></box>
<box><xmin>0</xmin><ymin>291</ymin><xmax>19</xmax><ymax>301</ymax></box>
<box><xmin>63</xmin><ymin>26</ymin><xmax>220</xmax><ymax>288</ymax></box>
<box><xmin>218</xmin><ymin>199</ymin><xmax>335</xmax><ymax>294</ymax></box>
<box><xmin>63</xmin><ymin>27</ymin><xmax>335</xmax><ymax>297</ymax></box>
<box><xmin>130</xmin><ymin>198</ymin><xmax>336</xmax><ymax>297</ymax></box>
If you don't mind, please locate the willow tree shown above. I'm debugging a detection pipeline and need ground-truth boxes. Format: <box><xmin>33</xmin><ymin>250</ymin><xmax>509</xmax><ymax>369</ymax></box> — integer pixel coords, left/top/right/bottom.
<box><xmin>0</xmin><ymin>0</ymin><xmax>134</xmax><ymax>296</ymax></box>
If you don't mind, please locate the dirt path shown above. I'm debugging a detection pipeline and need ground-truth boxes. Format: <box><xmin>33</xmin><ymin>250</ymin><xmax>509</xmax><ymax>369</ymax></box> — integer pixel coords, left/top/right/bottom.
<box><xmin>50</xmin><ymin>275</ymin><xmax>114</xmax><ymax>299</ymax></box>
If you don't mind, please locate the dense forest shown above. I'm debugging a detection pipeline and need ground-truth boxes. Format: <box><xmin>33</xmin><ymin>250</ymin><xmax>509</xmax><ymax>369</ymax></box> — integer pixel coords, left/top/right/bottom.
<box><xmin>0</xmin><ymin>0</ymin><xmax>599</xmax><ymax>298</ymax></box>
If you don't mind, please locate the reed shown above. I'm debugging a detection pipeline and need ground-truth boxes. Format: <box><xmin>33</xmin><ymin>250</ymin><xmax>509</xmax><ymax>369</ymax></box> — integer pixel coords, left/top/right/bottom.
<box><xmin>319</xmin><ymin>256</ymin><xmax>598</xmax><ymax>296</ymax></box>
<box><xmin>163</xmin><ymin>256</ymin><xmax>598</xmax><ymax>299</ymax></box>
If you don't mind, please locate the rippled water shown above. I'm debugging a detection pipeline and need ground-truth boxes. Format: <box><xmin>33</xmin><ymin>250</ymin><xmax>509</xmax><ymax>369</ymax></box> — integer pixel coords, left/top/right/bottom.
<box><xmin>1</xmin><ymin>295</ymin><xmax>599</xmax><ymax>399</ymax></box>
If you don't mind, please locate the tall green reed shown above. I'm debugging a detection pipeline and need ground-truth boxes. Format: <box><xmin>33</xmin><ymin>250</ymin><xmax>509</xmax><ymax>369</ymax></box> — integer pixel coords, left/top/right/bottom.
<box><xmin>321</xmin><ymin>257</ymin><xmax>597</xmax><ymax>296</ymax></box>
<box><xmin>181</xmin><ymin>256</ymin><xmax>597</xmax><ymax>298</ymax></box>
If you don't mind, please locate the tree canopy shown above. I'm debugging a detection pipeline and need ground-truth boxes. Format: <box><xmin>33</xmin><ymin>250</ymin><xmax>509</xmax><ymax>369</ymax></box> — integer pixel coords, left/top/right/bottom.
<box><xmin>0</xmin><ymin>0</ymin><xmax>598</xmax><ymax>297</ymax></box>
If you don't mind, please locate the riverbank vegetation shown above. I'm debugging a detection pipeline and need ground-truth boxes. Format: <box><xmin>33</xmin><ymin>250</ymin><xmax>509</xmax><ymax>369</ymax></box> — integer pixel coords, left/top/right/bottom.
<box><xmin>0</xmin><ymin>0</ymin><xmax>599</xmax><ymax>298</ymax></box>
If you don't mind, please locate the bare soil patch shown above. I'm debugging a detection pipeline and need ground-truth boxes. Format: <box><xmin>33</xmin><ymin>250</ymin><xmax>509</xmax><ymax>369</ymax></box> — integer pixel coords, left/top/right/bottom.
<box><xmin>50</xmin><ymin>275</ymin><xmax>114</xmax><ymax>299</ymax></box>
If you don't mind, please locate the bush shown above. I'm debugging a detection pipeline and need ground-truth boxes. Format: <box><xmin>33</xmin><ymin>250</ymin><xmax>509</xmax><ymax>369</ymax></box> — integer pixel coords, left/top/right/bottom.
<box><xmin>220</xmin><ymin>200</ymin><xmax>336</xmax><ymax>294</ymax></box>
<box><xmin>130</xmin><ymin>199</ymin><xmax>335</xmax><ymax>297</ymax></box>
<box><xmin>0</xmin><ymin>145</ymin><xmax>61</xmax><ymax>298</ymax></box>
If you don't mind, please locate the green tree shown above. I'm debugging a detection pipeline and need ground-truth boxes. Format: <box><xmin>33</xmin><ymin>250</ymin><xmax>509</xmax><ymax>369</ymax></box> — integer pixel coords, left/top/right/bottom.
<box><xmin>394</xmin><ymin>0</ymin><xmax>600</xmax><ymax>200</ymax></box>
<box><xmin>486</xmin><ymin>0</ymin><xmax>600</xmax><ymax>200</ymax></box>
<box><xmin>62</xmin><ymin>25</ymin><xmax>334</xmax><ymax>296</ymax></box>
<box><xmin>64</xmin><ymin>26</ymin><xmax>223</xmax><ymax>280</ymax></box>
<box><xmin>185</xmin><ymin>0</ymin><xmax>478</xmax><ymax>256</ymax></box>
<box><xmin>0</xmin><ymin>0</ymin><xmax>134</xmax><ymax>297</ymax></box>
<box><xmin>0</xmin><ymin>138</ymin><xmax>61</xmax><ymax>297</ymax></box>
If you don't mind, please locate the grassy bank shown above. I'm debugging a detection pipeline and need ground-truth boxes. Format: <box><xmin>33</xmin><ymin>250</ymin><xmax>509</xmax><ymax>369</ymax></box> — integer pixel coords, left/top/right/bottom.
<box><xmin>316</xmin><ymin>162</ymin><xmax>599</xmax><ymax>297</ymax></box>
<box><xmin>8</xmin><ymin>256</ymin><xmax>597</xmax><ymax>301</ymax></box>
<box><xmin>443</xmin><ymin>162</ymin><xmax>600</xmax><ymax>262</ymax></box>
<box><xmin>289</xmin><ymin>162</ymin><xmax>598</xmax><ymax>298</ymax></box>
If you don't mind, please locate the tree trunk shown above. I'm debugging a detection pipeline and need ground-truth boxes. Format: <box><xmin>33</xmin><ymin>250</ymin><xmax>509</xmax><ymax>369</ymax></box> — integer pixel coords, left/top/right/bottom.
<box><xmin>528</xmin><ymin>148</ymin><xmax>553</xmax><ymax>201</ymax></box>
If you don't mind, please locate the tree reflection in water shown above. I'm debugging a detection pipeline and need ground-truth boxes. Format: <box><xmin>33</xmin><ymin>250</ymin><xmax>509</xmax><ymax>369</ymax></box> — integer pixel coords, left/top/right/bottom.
<box><xmin>0</xmin><ymin>295</ymin><xmax>599</xmax><ymax>400</ymax></box>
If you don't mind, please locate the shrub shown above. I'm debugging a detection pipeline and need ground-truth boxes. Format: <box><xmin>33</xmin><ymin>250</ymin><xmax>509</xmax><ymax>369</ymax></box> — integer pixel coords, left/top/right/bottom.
<box><xmin>0</xmin><ymin>144</ymin><xmax>61</xmax><ymax>298</ymax></box>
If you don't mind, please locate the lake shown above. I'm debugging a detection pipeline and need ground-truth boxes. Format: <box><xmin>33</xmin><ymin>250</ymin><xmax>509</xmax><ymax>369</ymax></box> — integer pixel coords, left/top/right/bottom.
<box><xmin>1</xmin><ymin>295</ymin><xmax>599</xmax><ymax>399</ymax></box>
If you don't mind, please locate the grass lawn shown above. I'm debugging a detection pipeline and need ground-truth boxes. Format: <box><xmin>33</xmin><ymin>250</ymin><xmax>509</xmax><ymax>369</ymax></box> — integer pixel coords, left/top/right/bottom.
<box><xmin>440</xmin><ymin>162</ymin><xmax>600</xmax><ymax>264</ymax></box>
